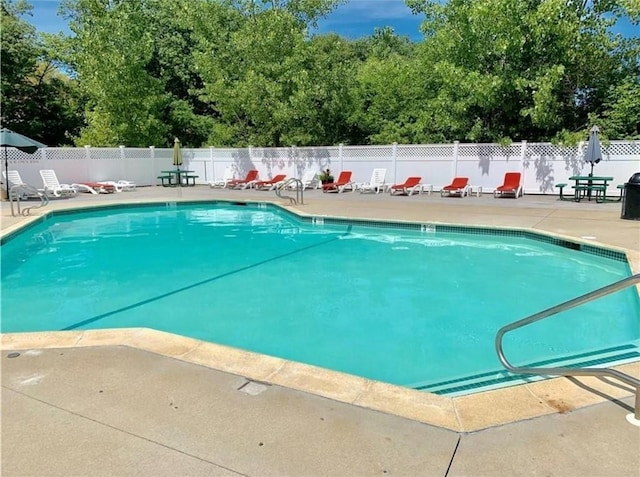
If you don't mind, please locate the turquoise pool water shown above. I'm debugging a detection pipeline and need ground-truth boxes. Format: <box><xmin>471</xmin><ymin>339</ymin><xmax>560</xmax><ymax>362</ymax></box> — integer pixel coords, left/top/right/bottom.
<box><xmin>1</xmin><ymin>203</ymin><xmax>638</xmax><ymax>394</ymax></box>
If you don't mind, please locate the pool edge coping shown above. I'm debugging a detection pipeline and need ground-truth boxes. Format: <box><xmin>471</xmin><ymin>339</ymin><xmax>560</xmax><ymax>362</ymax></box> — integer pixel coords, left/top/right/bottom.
<box><xmin>1</xmin><ymin>329</ymin><xmax>638</xmax><ymax>433</ymax></box>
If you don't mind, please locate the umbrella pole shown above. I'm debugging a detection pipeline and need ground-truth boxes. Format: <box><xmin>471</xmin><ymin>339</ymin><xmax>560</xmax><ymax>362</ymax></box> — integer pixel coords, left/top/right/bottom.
<box><xmin>4</xmin><ymin>146</ymin><xmax>8</xmax><ymax>201</ymax></box>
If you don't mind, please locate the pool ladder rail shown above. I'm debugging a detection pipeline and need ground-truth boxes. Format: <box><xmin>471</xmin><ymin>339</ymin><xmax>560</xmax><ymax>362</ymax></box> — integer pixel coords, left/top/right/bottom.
<box><xmin>274</xmin><ymin>178</ymin><xmax>303</xmax><ymax>205</ymax></box>
<box><xmin>8</xmin><ymin>183</ymin><xmax>49</xmax><ymax>216</ymax></box>
<box><xmin>496</xmin><ymin>273</ymin><xmax>640</xmax><ymax>426</ymax></box>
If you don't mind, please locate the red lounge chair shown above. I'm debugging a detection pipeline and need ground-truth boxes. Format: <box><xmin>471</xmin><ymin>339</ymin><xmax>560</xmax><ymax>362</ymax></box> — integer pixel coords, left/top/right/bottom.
<box><xmin>440</xmin><ymin>177</ymin><xmax>469</xmax><ymax>197</ymax></box>
<box><xmin>493</xmin><ymin>172</ymin><xmax>523</xmax><ymax>198</ymax></box>
<box><xmin>389</xmin><ymin>176</ymin><xmax>422</xmax><ymax>196</ymax></box>
<box><xmin>322</xmin><ymin>171</ymin><xmax>353</xmax><ymax>193</ymax></box>
<box><xmin>72</xmin><ymin>181</ymin><xmax>116</xmax><ymax>194</ymax></box>
<box><xmin>254</xmin><ymin>174</ymin><xmax>287</xmax><ymax>190</ymax></box>
<box><xmin>228</xmin><ymin>169</ymin><xmax>259</xmax><ymax>189</ymax></box>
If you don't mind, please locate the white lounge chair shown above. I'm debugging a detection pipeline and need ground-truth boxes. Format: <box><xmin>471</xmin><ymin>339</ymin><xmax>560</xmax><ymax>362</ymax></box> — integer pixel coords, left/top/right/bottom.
<box><xmin>287</xmin><ymin>170</ymin><xmax>320</xmax><ymax>190</ymax></box>
<box><xmin>3</xmin><ymin>170</ymin><xmax>43</xmax><ymax>199</ymax></box>
<box><xmin>39</xmin><ymin>169</ymin><xmax>77</xmax><ymax>197</ymax></box>
<box><xmin>96</xmin><ymin>180</ymin><xmax>137</xmax><ymax>192</ymax></box>
<box><xmin>3</xmin><ymin>170</ymin><xmax>27</xmax><ymax>190</ymax></box>
<box><xmin>209</xmin><ymin>167</ymin><xmax>235</xmax><ymax>188</ymax></box>
<box><xmin>358</xmin><ymin>168</ymin><xmax>387</xmax><ymax>194</ymax></box>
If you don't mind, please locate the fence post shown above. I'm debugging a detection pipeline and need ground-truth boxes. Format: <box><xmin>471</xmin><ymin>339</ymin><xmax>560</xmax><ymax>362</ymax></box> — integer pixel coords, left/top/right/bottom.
<box><xmin>119</xmin><ymin>145</ymin><xmax>125</xmax><ymax>179</ymax></box>
<box><xmin>208</xmin><ymin>146</ymin><xmax>214</xmax><ymax>182</ymax></box>
<box><xmin>84</xmin><ymin>145</ymin><xmax>91</xmax><ymax>179</ymax></box>
<box><xmin>519</xmin><ymin>140</ymin><xmax>527</xmax><ymax>172</ymax></box>
<box><xmin>149</xmin><ymin>146</ymin><xmax>155</xmax><ymax>186</ymax></box>
<box><xmin>452</xmin><ymin>141</ymin><xmax>459</xmax><ymax>177</ymax></box>
<box><xmin>339</xmin><ymin>143</ymin><xmax>343</xmax><ymax>172</ymax></box>
<box><xmin>519</xmin><ymin>141</ymin><xmax>527</xmax><ymax>194</ymax></box>
<box><xmin>392</xmin><ymin>142</ymin><xmax>398</xmax><ymax>183</ymax></box>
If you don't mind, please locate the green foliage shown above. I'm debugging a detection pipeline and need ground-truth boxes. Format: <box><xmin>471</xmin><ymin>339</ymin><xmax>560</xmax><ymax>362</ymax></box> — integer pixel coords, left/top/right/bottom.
<box><xmin>6</xmin><ymin>0</ymin><xmax>638</xmax><ymax>147</ymax></box>
<box><xmin>592</xmin><ymin>78</ymin><xmax>640</xmax><ymax>139</ymax></box>
<box><xmin>406</xmin><ymin>0</ymin><xmax>639</xmax><ymax>142</ymax></box>
<box><xmin>1</xmin><ymin>0</ymin><xmax>84</xmax><ymax>145</ymax></box>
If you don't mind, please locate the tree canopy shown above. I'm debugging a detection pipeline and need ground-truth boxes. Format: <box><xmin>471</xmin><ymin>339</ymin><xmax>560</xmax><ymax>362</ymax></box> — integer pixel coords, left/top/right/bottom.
<box><xmin>2</xmin><ymin>0</ymin><xmax>638</xmax><ymax>147</ymax></box>
<box><xmin>1</xmin><ymin>0</ymin><xmax>84</xmax><ymax>145</ymax></box>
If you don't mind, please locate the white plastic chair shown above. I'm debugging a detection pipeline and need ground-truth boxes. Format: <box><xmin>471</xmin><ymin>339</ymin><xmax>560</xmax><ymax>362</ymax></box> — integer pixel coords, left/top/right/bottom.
<box><xmin>209</xmin><ymin>167</ymin><xmax>235</xmax><ymax>188</ymax></box>
<box><xmin>39</xmin><ymin>169</ymin><xmax>77</xmax><ymax>197</ymax></box>
<box><xmin>3</xmin><ymin>170</ymin><xmax>43</xmax><ymax>199</ymax></box>
<box><xmin>4</xmin><ymin>170</ymin><xmax>26</xmax><ymax>189</ymax></box>
<box><xmin>358</xmin><ymin>168</ymin><xmax>387</xmax><ymax>194</ymax></box>
<box><xmin>290</xmin><ymin>170</ymin><xmax>320</xmax><ymax>190</ymax></box>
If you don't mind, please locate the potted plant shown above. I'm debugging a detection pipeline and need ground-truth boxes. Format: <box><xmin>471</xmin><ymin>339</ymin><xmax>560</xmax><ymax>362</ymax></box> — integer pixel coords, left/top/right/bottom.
<box><xmin>319</xmin><ymin>168</ymin><xmax>334</xmax><ymax>184</ymax></box>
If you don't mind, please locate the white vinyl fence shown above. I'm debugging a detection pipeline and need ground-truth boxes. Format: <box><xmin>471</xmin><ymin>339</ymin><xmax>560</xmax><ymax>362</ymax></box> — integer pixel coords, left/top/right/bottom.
<box><xmin>4</xmin><ymin>141</ymin><xmax>639</xmax><ymax>195</ymax></box>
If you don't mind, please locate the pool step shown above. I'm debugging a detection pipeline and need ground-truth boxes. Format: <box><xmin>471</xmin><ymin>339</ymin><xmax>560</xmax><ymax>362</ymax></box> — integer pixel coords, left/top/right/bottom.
<box><xmin>409</xmin><ymin>344</ymin><xmax>639</xmax><ymax>396</ymax></box>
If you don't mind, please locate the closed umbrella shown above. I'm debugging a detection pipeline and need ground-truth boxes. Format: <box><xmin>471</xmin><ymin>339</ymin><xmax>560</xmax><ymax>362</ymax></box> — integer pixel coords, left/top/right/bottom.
<box><xmin>0</xmin><ymin>128</ymin><xmax>47</xmax><ymax>199</ymax></box>
<box><xmin>584</xmin><ymin>125</ymin><xmax>603</xmax><ymax>177</ymax></box>
<box><xmin>173</xmin><ymin>137</ymin><xmax>183</xmax><ymax>169</ymax></box>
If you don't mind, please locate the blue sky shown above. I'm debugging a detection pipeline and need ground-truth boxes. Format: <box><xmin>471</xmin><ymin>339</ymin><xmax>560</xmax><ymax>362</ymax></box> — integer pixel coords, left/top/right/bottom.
<box><xmin>26</xmin><ymin>0</ymin><xmax>425</xmax><ymax>40</ymax></box>
<box><xmin>23</xmin><ymin>0</ymin><xmax>635</xmax><ymax>41</ymax></box>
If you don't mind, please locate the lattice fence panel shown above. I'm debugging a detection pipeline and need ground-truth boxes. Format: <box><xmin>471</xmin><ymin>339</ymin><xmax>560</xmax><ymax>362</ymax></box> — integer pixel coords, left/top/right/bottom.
<box><xmin>397</xmin><ymin>144</ymin><xmax>454</xmax><ymax>159</ymax></box>
<box><xmin>154</xmin><ymin>148</ymin><xmax>172</xmax><ymax>161</ymax></box>
<box><xmin>457</xmin><ymin>143</ymin><xmax>522</xmax><ymax>158</ymax></box>
<box><xmin>46</xmin><ymin>148</ymin><xmax>87</xmax><ymax>161</ymax></box>
<box><xmin>212</xmin><ymin>148</ymin><xmax>241</xmax><ymax>160</ymax></box>
<box><xmin>88</xmin><ymin>148</ymin><xmax>123</xmax><ymax>160</ymax></box>
<box><xmin>123</xmin><ymin>148</ymin><xmax>152</xmax><ymax>159</ymax></box>
<box><xmin>342</xmin><ymin>145</ymin><xmax>393</xmax><ymax>161</ymax></box>
<box><xmin>182</xmin><ymin>148</ymin><xmax>211</xmax><ymax>161</ymax></box>
<box><xmin>294</xmin><ymin>146</ymin><xmax>340</xmax><ymax>161</ymax></box>
<box><xmin>605</xmin><ymin>141</ymin><xmax>640</xmax><ymax>156</ymax></box>
<box><xmin>525</xmin><ymin>143</ymin><xmax>578</xmax><ymax>158</ymax></box>
<box><xmin>2</xmin><ymin>148</ymin><xmax>43</xmax><ymax>164</ymax></box>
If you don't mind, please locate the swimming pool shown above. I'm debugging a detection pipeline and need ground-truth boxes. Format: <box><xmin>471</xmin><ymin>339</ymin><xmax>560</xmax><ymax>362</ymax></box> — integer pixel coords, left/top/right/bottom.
<box><xmin>2</xmin><ymin>202</ymin><xmax>638</xmax><ymax>394</ymax></box>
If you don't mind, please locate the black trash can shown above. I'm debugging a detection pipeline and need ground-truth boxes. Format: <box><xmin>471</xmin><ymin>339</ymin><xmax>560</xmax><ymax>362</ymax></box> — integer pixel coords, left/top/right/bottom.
<box><xmin>621</xmin><ymin>172</ymin><xmax>640</xmax><ymax>220</ymax></box>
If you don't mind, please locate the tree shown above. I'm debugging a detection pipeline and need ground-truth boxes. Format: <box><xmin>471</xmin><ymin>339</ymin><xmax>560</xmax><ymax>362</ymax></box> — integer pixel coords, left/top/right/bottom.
<box><xmin>1</xmin><ymin>0</ymin><xmax>84</xmax><ymax>145</ymax></box>
<box><xmin>63</xmin><ymin>0</ymin><xmax>171</xmax><ymax>146</ymax></box>
<box><xmin>195</xmin><ymin>2</ymin><xmax>349</xmax><ymax>146</ymax></box>
<box><xmin>406</xmin><ymin>0</ymin><xmax>640</xmax><ymax>142</ymax></box>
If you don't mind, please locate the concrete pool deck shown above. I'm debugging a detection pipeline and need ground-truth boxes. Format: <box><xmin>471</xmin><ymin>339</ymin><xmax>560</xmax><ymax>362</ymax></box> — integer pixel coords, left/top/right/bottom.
<box><xmin>2</xmin><ymin>186</ymin><xmax>639</xmax><ymax>475</ymax></box>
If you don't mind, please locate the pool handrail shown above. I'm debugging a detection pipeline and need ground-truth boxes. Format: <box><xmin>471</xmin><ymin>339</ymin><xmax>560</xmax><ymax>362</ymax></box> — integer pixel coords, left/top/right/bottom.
<box><xmin>9</xmin><ymin>183</ymin><xmax>49</xmax><ymax>216</ymax></box>
<box><xmin>495</xmin><ymin>273</ymin><xmax>640</xmax><ymax>425</ymax></box>
<box><xmin>275</xmin><ymin>178</ymin><xmax>303</xmax><ymax>205</ymax></box>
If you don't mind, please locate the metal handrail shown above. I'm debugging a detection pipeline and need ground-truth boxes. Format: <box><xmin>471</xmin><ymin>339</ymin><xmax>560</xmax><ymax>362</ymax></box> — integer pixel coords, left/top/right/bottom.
<box><xmin>495</xmin><ymin>273</ymin><xmax>640</xmax><ymax>423</ymax></box>
<box><xmin>9</xmin><ymin>184</ymin><xmax>49</xmax><ymax>216</ymax></box>
<box><xmin>275</xmin><ymin>178</ymin><xmax>303</xmax><ymax>205</ymax></box>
